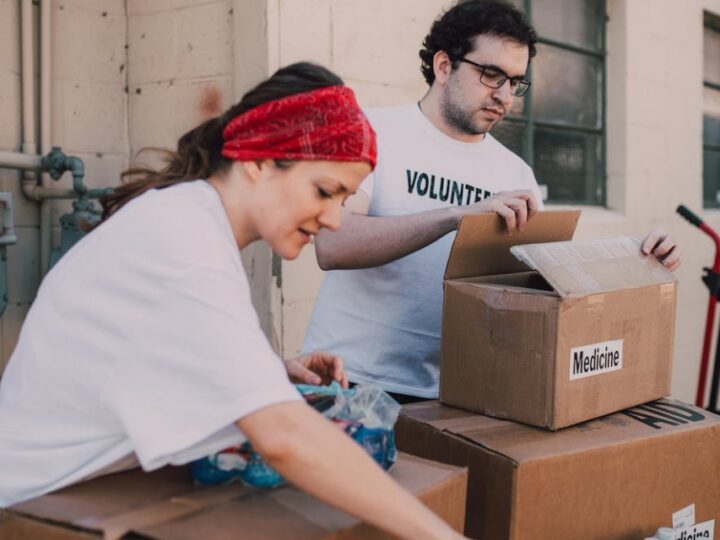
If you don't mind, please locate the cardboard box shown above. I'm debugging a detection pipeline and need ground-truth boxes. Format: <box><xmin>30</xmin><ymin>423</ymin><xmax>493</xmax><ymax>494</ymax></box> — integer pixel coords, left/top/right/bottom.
<box><xmin>0</xmin><ymin>453</ymin><xmax>467</xmax><ymax>540</ymax></box>
<box><xmin>440</xmin><ymin>211</ymin><xmax>678</xmax><ymax>429</ymax></box>
<box><xmin>396</xmin><ymin>399</ymin><xmax>720</xmax><ymax>540</ymax></box>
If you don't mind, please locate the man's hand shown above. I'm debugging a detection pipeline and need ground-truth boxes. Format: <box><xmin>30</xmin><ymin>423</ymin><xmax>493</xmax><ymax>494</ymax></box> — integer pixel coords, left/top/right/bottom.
<box><xmin>284</xmin><ymin>352</ymin><xmax>349</xmax><ymax>388</ymax></box>
<box><xmin>641</xmin><ymin>229</ymin><xmax>682</xmax><ymax>271</ymax></box>
<box><xmin>456</xmin><ymin>189</ymin><xmax>540</xmax><ymax>233</ymax></box>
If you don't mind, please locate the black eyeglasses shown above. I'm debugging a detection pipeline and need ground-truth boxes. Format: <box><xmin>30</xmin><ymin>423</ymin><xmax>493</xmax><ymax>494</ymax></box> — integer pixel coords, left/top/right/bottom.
<box><xmin>453</xmin><ymin>57</ymin><xmax>531</xmax><ymax>97</ymax></box>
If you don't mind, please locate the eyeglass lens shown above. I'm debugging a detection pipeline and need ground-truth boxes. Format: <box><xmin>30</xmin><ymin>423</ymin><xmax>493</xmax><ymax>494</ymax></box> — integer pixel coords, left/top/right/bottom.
<box><xmin>480</xmin><ymin>68</ymin><xmax>529</xmax><ymax>96</ymax></box>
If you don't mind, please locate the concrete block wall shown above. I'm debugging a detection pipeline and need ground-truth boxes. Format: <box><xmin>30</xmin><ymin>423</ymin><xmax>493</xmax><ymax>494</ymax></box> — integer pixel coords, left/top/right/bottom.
<box><xmin>127</xmin><ymin>0</ymin><xmax>234</xmax><ymax>161</ymax></box>
<box><xmin>0</xmin><ymin>0</ymin><xmax>235</xmax><ymax>372</ymax></box>
<box><xmin>0</xmin><ymin>0</ymin><xmax>29</xmax><ymax>372</ymax></box>
<box><xmin>0</xmin><ymin>0</ymin><xmax>128</xmax><ymax>372</ymax></box>
<box><xmin>48</xmin><ymin>0</ymin><xmax>129</xmax><ymax>228</ymax></box>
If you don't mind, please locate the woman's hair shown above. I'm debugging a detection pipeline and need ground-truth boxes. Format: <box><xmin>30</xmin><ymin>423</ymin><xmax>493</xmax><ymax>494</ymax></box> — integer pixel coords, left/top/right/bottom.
<box><xmin>99</xmin><ymin>62</ymin><xmax>344</xmax><ymax>222</ymax></box>
<box><xmin>419</xmin><ymin>0</ymin><xmax>537</xmax><ymax>86</ymax></box>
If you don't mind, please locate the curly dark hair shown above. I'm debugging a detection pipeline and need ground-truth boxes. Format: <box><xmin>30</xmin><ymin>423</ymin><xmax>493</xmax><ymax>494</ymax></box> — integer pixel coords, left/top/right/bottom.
<box><xmin>419</xmin><ymin>0</ymin><xmax>537</xmax><ymax>85</ymax></box>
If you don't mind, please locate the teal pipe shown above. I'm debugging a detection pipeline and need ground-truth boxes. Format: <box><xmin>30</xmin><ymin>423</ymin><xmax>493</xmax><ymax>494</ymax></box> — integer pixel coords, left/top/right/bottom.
<box><xmin>39</xmin><ymin>148</ymin><xmax>114</xmax><ymax>268</ymax></box>
<box><xmin>41</xmin><ymin>147</ymin><xmax>87</xmax><ymax>196</ymax></box>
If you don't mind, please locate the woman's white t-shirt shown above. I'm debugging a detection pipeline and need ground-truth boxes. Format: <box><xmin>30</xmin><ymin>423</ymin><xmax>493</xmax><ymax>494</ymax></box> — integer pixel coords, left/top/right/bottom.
<box><xmin>0</xmin><ymin>180</ymin><xmax>301</xmax><ymax>507</ymax></box>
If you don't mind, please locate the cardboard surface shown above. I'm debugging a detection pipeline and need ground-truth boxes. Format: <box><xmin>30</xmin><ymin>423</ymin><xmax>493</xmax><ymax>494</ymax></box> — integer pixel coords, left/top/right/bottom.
<box><xmin>0</xmin><ymin>453</ymin><xmax>467</xmax><ymax>540</ymax></box>
<box><xmin>444</xmin><ymin>211</ymin><xmax>581</xmax><ymax>280</ymax></box>
<box><xmin>440</xmin><ymin>211</ymin><xmax>678</xmax><ymax>429</ymax></box>
<box><xmin>396</xmin><ymin>399</ymin><xmax>720</xmax><ymax>540</ymax></box>
<box><xmin>510</xmin><ymin>236</ymin><xmax>676</xmax><ymax>298</ymax></box>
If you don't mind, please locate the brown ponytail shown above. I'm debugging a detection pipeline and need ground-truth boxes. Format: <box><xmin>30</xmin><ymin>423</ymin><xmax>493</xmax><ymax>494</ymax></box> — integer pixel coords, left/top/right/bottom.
<box><xmin>99</xmin><ymin>62</ymin><xmax>344</xmax><ymax>223</ymax></box>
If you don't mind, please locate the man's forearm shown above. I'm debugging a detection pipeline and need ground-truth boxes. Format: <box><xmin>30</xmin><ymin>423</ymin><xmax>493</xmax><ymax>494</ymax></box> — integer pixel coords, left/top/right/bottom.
<box><xmin>315</xmin><ymin>207</ymin><xmax>460</xmax><ymax>270</ymax></box>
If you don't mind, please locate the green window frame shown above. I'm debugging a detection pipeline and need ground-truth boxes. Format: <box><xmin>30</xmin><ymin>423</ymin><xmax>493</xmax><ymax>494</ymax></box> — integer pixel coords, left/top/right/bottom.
<box><xmin>493</xmin><ymin>0</ymin><xmax>607</xmax><ymax>205</ymax></box>
<box><xmin>704</xmin><ymin>12</ymin><xmax>720</xmax><ymax>209</ymax></box>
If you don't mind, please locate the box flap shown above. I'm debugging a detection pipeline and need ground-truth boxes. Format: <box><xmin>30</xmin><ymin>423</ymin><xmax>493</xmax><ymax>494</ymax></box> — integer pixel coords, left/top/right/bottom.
<box><xmin>8</xmin><ymin>465</ymin><xmax>194</xmax><ymax>529</ymax></box>
<box><xmin>509</xmin><ymin>235</ymin><xmax>676</xmax><ymax>298</ymax></box>
<box><xmin>5</xmin><ymin>454</ymin><xmax>466</xmax><ymax>540</ymax></box>
<box><xmin>134</xmin><ymin>454</ymin><xmax>467</xmax><ymax>540</ymax></box>
<box><xmin>399</xmin><ymin>399</ymin><xmax>719</xmax><ymax>464</ymax></box>
<box><xmin>444</xmin><ymin>211</ymin><xmax>580</xmax><ymax>280</ymax></box>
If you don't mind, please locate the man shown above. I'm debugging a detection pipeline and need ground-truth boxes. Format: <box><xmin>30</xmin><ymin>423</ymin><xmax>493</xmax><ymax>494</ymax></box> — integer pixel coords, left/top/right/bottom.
<box><xmin>303</xmin><ymin>0</ymin><xmax>680</xmax><ymax>403</ymax></box>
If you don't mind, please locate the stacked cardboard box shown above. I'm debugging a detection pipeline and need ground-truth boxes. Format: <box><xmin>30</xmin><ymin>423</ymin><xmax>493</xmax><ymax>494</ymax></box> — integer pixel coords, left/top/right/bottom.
<box><xmin>440</xmin><ymin>211</ymin><xmax>678</xmax><ymax>429</ymax></box>
<box><xmin>393</xmin><ymin>211</ymin><xmax>720</xmax><ymax>539</ymax></box>
<box><xmin>396</xmin><ymin>399</ymin><xmax>720</xmax><ymax>539</ymax></box>
<box><xmin>0</xmin><ymin>453</ymin><xmax>467</xmax><ymax>540</ymax></box>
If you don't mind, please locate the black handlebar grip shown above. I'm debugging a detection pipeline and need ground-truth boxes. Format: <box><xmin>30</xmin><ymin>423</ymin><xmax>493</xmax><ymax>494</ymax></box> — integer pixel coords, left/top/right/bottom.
<box><xmin>676</xmin><ymin>204</ymin><xmax>703</xmax><ymax>228</ymax></box>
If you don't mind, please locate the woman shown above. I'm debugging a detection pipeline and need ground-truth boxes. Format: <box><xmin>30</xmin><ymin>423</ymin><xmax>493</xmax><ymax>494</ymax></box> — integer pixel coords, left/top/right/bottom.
<box><xmin>0</xmin><ymin>63</ymin><xmax>465</xmax><ymax>540</ymax></box>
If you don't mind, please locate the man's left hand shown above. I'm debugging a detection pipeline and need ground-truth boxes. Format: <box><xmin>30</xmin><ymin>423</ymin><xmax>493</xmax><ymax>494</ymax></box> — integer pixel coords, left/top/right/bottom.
<box><xmin>284</xmin><ymin>352</ymin><xmax>349</xmax><ymax>388</ymax></box>
<box><xmin>641</xmin><ymin>230</ymin><xmax>682</xmax><ymax>271</ymax></box>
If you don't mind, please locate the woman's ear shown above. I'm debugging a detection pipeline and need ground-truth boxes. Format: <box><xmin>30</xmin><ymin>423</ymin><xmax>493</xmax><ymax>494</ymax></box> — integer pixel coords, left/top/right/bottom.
<box><xmin>241</xmin><ymin>159</ymin><xmax>274</xmax><ymax>184</ymax></box>
<box><xmin>241</xmin><ymin>161</ymin><xmax>262</xmax><ymax>183</ymax></box>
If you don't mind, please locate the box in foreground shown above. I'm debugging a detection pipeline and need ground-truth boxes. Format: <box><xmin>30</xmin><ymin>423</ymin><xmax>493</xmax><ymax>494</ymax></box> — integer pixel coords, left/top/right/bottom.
<box><xmin>396</xmin><ymin>398</ymin><xmax>720</xmax><ymax>540</ymax></box>
<box><xmin>0</xmin><ymin>453</ymin><xmax>467</xmax><ymax>540</ymax></box>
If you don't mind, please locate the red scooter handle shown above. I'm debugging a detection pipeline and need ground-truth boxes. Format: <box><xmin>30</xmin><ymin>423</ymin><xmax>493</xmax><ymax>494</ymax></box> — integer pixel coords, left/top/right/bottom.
<box><xmin>677</xmin><ymin>204</ymin><xmax>704</xmax><ymax>228</ymax></box>
<box><xmin>677</xmin><ymin>204</ymin><xmax>720</xmax><ymax>408</ymax></box>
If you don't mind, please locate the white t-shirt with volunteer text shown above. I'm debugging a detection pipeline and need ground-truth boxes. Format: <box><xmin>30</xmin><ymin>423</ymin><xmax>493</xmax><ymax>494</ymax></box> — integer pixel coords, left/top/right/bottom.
<box><xmin>0</xmin><ymin>181</ymin><xmax>301</xmax><ymax>507</ymax></box>
<box><xmin>303</xmin><ymin>104</ymin><xmax>543</xmax><ymax>398</ymax></box>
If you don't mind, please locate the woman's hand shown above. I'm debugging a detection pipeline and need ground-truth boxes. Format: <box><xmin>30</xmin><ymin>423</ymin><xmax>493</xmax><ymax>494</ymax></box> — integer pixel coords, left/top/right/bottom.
<box><xmin>284</xmin><ymin>352</ymin><xmax>349</xmax><ymax>388</ymax></box>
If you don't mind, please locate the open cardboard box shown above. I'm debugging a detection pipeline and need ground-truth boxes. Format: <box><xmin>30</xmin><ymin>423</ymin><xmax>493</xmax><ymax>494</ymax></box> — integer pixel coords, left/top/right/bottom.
<box><xmin>440</xmin><ymin>211</ymin><xmax>678</xmax><ymax>429</ymax></box>
<box><xmin>0</xmin><ymin>453</ymin><xmax>467</xmax><ymax>540</ymax></box>
<box><xmin>396</xmin><ymin>399</ymin><xmax>720</xmax><ymax>540</ymax></box>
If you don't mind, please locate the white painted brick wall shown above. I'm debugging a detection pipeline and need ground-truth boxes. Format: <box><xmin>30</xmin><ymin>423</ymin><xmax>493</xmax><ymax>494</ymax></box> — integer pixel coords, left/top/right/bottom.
<box><xmin>129</xmin><ymin>76</ymin><xmax>233</xmax><ymax>156</ymax></box>
<box><xmin>127</xmin><ymin>0</ymin><xmax>233</xmax><ymax>160</ymax></box>
<box><xmin>0</xmin><ymin>0</ymin><xmax>127</xmax><ymax>372</ymax></box>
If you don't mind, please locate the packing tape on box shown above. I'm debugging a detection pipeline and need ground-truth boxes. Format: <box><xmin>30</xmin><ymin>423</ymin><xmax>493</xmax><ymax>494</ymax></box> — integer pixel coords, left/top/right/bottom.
<box><xmin>77</xmin><ymin>483</ymin><xmax>255</xmax><ymax>540</ymax></box>
<box><xmin>271</xmin><ymin>489</ymin><xmax>356</xmax><ymax>531</ymax></box>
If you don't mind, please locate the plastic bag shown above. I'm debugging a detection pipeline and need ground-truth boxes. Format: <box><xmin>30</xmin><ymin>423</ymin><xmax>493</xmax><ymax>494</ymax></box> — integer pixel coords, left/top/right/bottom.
<box><xmin>190</xmin><ymin>382</ymin><xmax>400</xmax><ymax>487</ymax></box>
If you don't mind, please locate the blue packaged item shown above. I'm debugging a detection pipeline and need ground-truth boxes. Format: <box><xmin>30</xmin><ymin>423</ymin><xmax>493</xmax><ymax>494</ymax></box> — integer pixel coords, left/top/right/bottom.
<box><xmin>190</xmin><ymin>382</ymin><xmax>400</xmax><ymax>487</ymax></box>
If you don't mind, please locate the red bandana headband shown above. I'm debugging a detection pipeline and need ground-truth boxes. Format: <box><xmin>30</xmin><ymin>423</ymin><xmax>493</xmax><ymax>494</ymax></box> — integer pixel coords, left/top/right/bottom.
<box><xmin>221</xmin><ymin>85</ymin><xmax>376</xmax><ymax>169</ymax></box>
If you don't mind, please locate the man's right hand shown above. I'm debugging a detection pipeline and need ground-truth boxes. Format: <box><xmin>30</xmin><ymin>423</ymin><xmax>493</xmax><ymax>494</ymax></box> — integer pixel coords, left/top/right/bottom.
<box><xmin>453</xmin><ymin>189</ymin><xmax>540</xmax><ymax>233</ymax></box>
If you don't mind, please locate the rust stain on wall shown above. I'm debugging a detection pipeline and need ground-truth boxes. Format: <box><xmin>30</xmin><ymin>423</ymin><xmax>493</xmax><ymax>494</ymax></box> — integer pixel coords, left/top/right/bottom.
<box><xmin>199</xmin><ymin>86</ymin><xmax>223</xmax><ymax>118</ymax></box>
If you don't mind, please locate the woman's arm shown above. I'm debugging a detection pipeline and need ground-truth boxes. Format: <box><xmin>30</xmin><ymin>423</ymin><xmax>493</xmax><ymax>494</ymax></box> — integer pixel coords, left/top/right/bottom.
<box><xmin>237</xmin><ymin>402</ymin><xmax>464</xmax><ymax>540</ymax></box>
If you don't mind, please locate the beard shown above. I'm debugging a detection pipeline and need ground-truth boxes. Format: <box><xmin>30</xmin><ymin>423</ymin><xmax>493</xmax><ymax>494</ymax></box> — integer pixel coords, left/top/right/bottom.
<box><xmin>441</xmin><ymin>99</ymin><xmax>489</xmax><ymax>136</ymax></box>
<box><xmin>440</xmin><ymin>76</ymin><xmax>503</xmax><ymax>136</ymax></box>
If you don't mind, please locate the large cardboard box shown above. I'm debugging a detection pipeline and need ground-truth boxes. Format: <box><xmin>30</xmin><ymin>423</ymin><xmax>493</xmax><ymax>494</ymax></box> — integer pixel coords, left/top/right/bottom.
<box><xmin>0</xmin><ymin>453</ymin><xmax>467</xmax><ymax>540</ymax></box>
<box><xmin>441</xmin><ymin>211</ymin><xmax>678</xmax><ymax>429</ymax></box>
<box><xmin>396</xmin><ymin>399</ymin><xmax>720</xmax><ymax>540</ymax></box>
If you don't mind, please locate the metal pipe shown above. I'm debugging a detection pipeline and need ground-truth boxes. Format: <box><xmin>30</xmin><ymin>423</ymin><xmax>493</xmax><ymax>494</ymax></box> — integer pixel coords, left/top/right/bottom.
<box><xmin>41</xmin><ymin>1</ymin><xmax>51</xmax><ymax>152</ymax></box>
<box><xmin>40</xmin><ymin>0</ymin><xmax>52</xmax><ymax>275</ymax></box>
<box><xmin>22</xmin><ymin>183</ymin><xmax>112</xmax><ymax>202</ymax></box>
<box><xmin>66</xmin><ymin>156</ymin><xmax>86</xmax><ymax>196</ymax></box>
<box><xmin>21</xmin><ymin>0</ymin><xmax>36</xmax><ymax>158</ymax></box>
<box><xmin>22</xmin><ymin>185</ymin><xmax>76</xmax><ymax>201</ymax></box>
<box><xmin>20</xmin><ymin>0</ymin><xmax>40</xmax><ymax>285</ymax></box>
<box><xmin>0</xmin><ymin>151</ymin><xmax>108</xmax><ymax>202</ymax></box>
<box><xmin>0</xmin><ymin>151</ymin><xmax>42</xmax><ymax>171</ymax></box>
